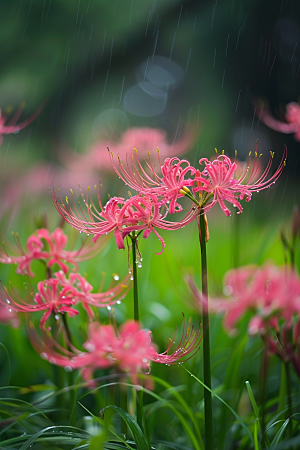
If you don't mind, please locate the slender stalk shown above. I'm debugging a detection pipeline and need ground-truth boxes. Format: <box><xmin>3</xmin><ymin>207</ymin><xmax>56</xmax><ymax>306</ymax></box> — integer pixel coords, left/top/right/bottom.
<box><xmin>285</xmin><ymin>361</ymin><xmax>293</xmax><ymax>437</ymax></box>
<box><xmin>232</xmin><ymin>212</ymin><xmax>240</xmax><ymax>268</ymax></box>
<box><xmin>120</xmin><ymin>383</ymin><xmax>128</xmax><ymax>437</ymax></box>
<box><xmin>131</xmin><ymin>236</ymin><xmax>139</xmax><ymax>322</ymax></box>
<box><xmin>199</xmin><ymin>212</ymin><xmax>213</xmax><ymax>450</ymax></box>
<box><xmin>259</xmin><ymin>341</ymin><xmax>269</xmax><ymax>449</ymax></box>
<box><xmin>61</xmin><ymin>313</ymin><xmax>76</xmax><ymax>426</ymax></box>
<box><xmin>130</xmin><ymin>236</ymin><xmax>143</xmax><ymax>431</ymax></box>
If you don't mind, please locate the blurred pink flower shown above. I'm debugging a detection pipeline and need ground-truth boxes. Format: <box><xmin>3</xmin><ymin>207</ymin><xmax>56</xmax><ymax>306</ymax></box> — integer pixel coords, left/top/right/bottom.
<box><xmin>0</xmin><ymin>101</ymin><xmax>46</xmax><ymax>145</ymax></box>
<box><xmin>61</xmin><ymin>127</ymin><xmax>195</xmax><ymax>173</ymax></box>
<box><xmin>257</xmin><ymin>101</ymin><xmax>300</xmax><ymax>142</ymax></box>
<box><xmin>0</xmin><ymin>227</ymin><xmax>108</xmax><ymax>277</ymax></box>
<box><xmin>28</xmin><ymin>317</ymin><xmax>201</xmax><ymax>384</ymax></box>
<box><xmin>209</xmin><ymin>264</ymin><xmax>300</xmax><ymax>334</ymax></box>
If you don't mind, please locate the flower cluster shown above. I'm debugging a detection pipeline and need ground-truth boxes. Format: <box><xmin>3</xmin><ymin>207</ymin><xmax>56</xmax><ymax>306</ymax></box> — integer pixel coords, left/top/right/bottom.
<box><xmin>0</xmin><ymin>227</ymin><xmax>108</xmax><ymax>277</ymax></box>
<box><xmin>1</xmin><ymin>269</ymin><xmax>130</xmax><ymax>330</ymax></box>
<box><xmin>0</xmin><ymin>226</ymin><xmax>131</xmax><ymax>329</ymax></box>
<box><xmin>29</xmin><ymin>318</ymin><xmax>201</xmax><ymax>383</ymax></box>
<box><xmin>52</xmin><ymin>145</ymin><xmax>286</xmax><ymax>252</ymax></box>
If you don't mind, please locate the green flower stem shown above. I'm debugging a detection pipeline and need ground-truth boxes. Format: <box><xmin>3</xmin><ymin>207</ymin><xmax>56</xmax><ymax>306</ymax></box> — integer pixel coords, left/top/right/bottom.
<box><xmin>61</xmin><ymin>313</ymin><xmax>76</xmax><ymax>426</ymax></box>
<box><xmin>232</xmin><ymin>212</ymin><xmax>240</xmax><ymax>268</ymax></box>
<box><xmin>131</xmin><ymin>236</ymin><xmax>139</xmax><ymax>322</ymax></box>
<box><xmin>130</xmin><ymin>235</ymin><xmax>143</xmax><ymax>431</ymax></box>
<box><xmin>199</xmin><ymin>212</ymin><xmax>214</xmax><ymax>450</ymax></box>
<box><xmin>285</xmin><ymin>361</ymin><xmax>293</xmax><ymax>436</ymax></box>
<box><xmin>259</xmin><ymin>342</ymin><xmax>269</xmax><ymax>448</ymax></box>
<box><xmin>120</xmin><ymin>384</ymin><xmax>128</xmax><ymax>438</ymax></box>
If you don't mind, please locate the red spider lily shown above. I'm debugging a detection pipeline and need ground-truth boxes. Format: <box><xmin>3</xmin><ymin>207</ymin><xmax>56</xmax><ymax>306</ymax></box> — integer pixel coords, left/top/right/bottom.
<box><xmin>257</xmin><ymin>101</ymin><xmax>300</xmax><ymax>142</ymax></box>
<box><xmin>55</xmin><ymin>270</ymin><xmax>131</xmax><ymax>319</ymax></box>
<box><xmin>0</xmin><ymin>227</ymin><xmax>108</xmax><ymax>276</ymax></box>
<box><xmin>193</xmin><ymin>147</ymin><xmax>287</xmax><ymax>217</ymax></box>
<box><xmin>52</xmin><ymin>146</ymin><xmax>286</xmax><ymax>251</ymax></box>
<box><xmin>207</xmin><ymin>265</ymin><xmax>300</xmax><ymax>334</ymax></box>
<box><xmin>28</xmin><ymin>318</ymin><xmax>201</xmax><ymax>384</ymax></box>
<box><xmin>1</xmin><ymin>278</ymin><xmax>79</xmax><ymax>331</ymax></box>
<box><xmin>1</xmin><ymin>269</ymin><xmax>131</xmax><ymax>327</ymax></box>
<box><xmin>109</xmin><ymin>151</ymin><xmax>196</xmax><ymax>212</ymax></box>
<box><xmin>0</xmin><ymin>101</ymin><xmax>46</xmax><ymax>145</ymax></box>
<box><xmin>118</xmin><ymin>194</ymin><xmax>198</xmax><ymax>255</ymax></box>
<box><xmin>51</xmin><ymin>186</ymin><xmax>199</xmax><ymax>254</ymax></box>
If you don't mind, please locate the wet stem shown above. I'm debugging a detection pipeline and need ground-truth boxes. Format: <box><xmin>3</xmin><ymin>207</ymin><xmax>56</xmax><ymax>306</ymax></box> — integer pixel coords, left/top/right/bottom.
<box><xmin>131</xmin><ymin>236</ymin><xmax>139</xmax><ymax>322</ymax></box>
<box><xmin>130</xmin><ymin>235</ymin><xmax>145</xmax><ymax>439</ymax></box>
<box><xmin>199</xmin><ymin>212</ymin><xmax>214</xmax><ymax>450</ymax></box>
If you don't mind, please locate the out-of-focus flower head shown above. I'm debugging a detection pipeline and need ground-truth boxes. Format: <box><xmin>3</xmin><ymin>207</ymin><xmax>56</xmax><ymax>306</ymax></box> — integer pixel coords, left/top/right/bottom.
<box><xmin>0</xmin><ymin>227</ymin><xmax>108</xmax><ymax>277</ymax></box>
<box><xmin>0</xmin><ymin>101</ymin><xmax>46</xmax><ymax>145</ymax></box>
<box><xmin>28</xmin><ymin>317</ymin><xmax>201</xmax><ymax>385</ymax></box>
<box><xmin>61</xmin><ymin>126</ymin><xmax>195</xmax><ymax>174</ymax></box>
<box><xmin>208</xmin><ymin>264</ymin><xmax>300</xmax><ymax>335</ymax></box>
<box><xmin>255</xmin><ymin>101</ymin><xmax>300</xmax><ymax>142</ymax></box>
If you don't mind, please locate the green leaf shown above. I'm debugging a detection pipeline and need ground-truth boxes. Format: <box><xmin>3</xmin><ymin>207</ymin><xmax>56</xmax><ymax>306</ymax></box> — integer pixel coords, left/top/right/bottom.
<box><xmin>254</xmin><ymin>419</ymin><xmax>261</xmax><ymax>450</ymax></box>
<box><xmin>183</xmin><ymin>367</ymin><xmax>253</xmax><ymax>444</ymax></box>
<box><xmin>245</xmin><ymin>381</ymin><xmax>260</xmax><ymax>421</ymax></box>
<box><xmin>101</xmin><ymin>405</ymin><xmax>149</xmax><ymax>450</ymax></box>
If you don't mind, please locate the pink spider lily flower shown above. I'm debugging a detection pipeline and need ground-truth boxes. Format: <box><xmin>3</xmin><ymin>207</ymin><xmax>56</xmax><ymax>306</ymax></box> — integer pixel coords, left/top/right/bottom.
<box><xmin>28</xmin><ymin>318</ymin><xmax>202</xmax><ymax>384</ymax></box>
<box><xmin>55</xmin><ymin>270</ymin><xmax>131</xmax><ymax>320</ymax></box>
<box><xmin>110</xmin><ymin>321</ymin><xmax>158</xmax><ymax>383</ymax></box>
<box><xmin>1</xmin><ymin>277</ymin><xmax>79</xmax><ymax>330</ymax></box>
<box><xmin>60</xmin><ymin>126</ymin><xmax>194</xmax><ymax>173</ymax></box>
<box><xmin>0</xmin><ymin>227</ymin><xmax>108</xmax><ymax>277</ymax></box>
<box><xmin>123</xmin><ymin>194</ymin><xmax>199</xmax><ymax>255</ymax></box>
<box><xmin>109</xmin><ymin>151</ymin><xmax>196</xmax><ymax>211</ymax></box>
<box><xmin>52</xmin><ymin>189</ymin><xmax>139</xmax><ymax>251</ymax></box>
<box><xmin>51</xmin><ymin>185</ymin><xmax>198</xmax><ymax>254</ymax></box>
<box><xmin>257</xmin><ymin>101</ymin><xmax>300</xmax><ymax>142</ymax></box>
<box><xmin>193</xmin><ymin>146</ymin><xmax>287</xmax><ymax>217</ymax></box>
<box><xmin>210</xmin><ymin>265</ymin><xmax>300</xmax><ymax>335</ymax></box>
<box><xmin>0</xmin><ymin>101</ymin><xmax>46</xmax><ymax>145</ymax></box>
